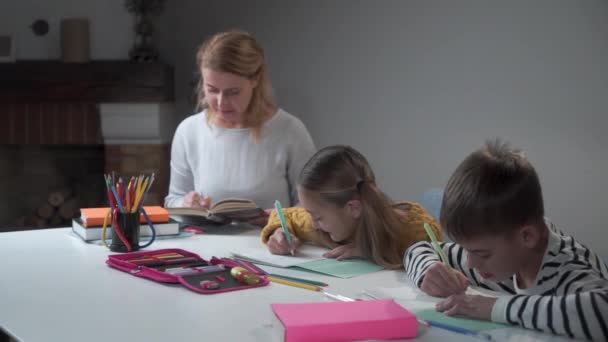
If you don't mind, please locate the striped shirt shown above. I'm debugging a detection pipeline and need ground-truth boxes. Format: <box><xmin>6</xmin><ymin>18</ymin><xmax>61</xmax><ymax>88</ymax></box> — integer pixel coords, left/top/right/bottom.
<box><xmin>404</xmin><ymin>221</ymin><xmax>608</xmax><ymax>341</ymax></box>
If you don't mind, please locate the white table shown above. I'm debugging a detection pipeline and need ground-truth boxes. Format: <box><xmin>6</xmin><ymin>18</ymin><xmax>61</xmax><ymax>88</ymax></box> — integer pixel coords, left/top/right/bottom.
<box><xmin>0</xmin><ymin>227</ymin><xmax>569</xmax><ymax>342</ymax></box>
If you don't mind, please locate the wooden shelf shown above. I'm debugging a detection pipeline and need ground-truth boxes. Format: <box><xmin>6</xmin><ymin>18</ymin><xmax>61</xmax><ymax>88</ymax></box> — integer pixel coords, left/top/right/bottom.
<box><xmin>0</xmin><ymin>60</ymin><xmax>174</xmax><ymax>103</ymax></box>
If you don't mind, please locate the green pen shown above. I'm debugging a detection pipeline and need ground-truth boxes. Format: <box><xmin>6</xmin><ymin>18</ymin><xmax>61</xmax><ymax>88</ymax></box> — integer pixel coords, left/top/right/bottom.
<box><xmin>423</xmin><ymin>222</ymin><xmax>449</xmax><ymax>266</ymax></box>
<box><xmin>274</xmin><ymin>200</ymin><xmax>294</xmax><ymax>255</ymax></box>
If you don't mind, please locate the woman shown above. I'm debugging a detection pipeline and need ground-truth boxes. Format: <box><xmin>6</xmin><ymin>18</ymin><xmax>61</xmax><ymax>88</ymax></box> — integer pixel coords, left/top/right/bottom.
<box><xmin>165</xmin><ymin>31</ymin><xmax>316</xmax><ymax>215</ymax></box>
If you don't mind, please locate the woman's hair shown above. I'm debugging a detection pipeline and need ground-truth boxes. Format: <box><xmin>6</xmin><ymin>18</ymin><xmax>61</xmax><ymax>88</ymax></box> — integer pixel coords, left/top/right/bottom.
<box><xmin>195</xmin><ymin>30</ymin><xmax>276</xmax><ymax>141</ymax></box>
<box><xmin>298</xmin><ymin>145</ymin><xmax>404</xmax><ymax>269</ymax></box>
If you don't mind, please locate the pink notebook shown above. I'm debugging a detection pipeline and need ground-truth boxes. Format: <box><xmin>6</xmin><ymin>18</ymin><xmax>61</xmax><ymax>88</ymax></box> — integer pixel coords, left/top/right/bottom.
<box><xmin>271</xmin><ymin>299</ymin><xmax>417</xmax><ymax>342</ymax></box>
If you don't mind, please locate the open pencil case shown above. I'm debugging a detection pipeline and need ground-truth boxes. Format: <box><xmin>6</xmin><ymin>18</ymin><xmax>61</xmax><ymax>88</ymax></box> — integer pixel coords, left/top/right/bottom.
<box><xmin>106</xmin><ymin>248</ymin><xmax>269</xmax><ymax>294</ymax></box>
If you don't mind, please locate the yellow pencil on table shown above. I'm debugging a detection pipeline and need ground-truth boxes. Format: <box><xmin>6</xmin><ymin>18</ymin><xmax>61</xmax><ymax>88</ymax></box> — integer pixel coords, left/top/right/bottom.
<box><xmin>267</xmin><ymin>276</ymin><xmax>357</xmax><ymax>303</ymax></box>
<box><xmin>267</xmin><ymin>276</ymin><xmax>322</xmax><ymax>291</ymax></box>
<box><xmin>423</xmin><ymin>222</ymin><xmax>449</xmax><ymax>266</ymax></box>
<box><xmin>268</xmin><ymin>273</ymin><xmax>328</xmax><ymax>287</ymax></box>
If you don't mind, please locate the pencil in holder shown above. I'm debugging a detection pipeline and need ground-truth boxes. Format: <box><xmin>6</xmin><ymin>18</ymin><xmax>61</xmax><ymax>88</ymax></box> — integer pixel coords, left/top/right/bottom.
<box><xmin>111</xmin><ymin>212</ymin><xmax>140</xmax><ymax>252</ymax></box>
<box><xmin>101</xmin><ymin>172</ymin><xmax>157</xmax><ymax>252</ymax></box>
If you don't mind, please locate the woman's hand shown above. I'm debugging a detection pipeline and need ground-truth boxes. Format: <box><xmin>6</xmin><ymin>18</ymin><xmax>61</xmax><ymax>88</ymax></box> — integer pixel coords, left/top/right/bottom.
<box><xmin>267</xmin><ymin>228</ymin><xmax>301</xmax><ymax>255</ymax></box>
<box><xmin>183</xmin><ymin>192</ymin><xmax>211</xmax><ymax>208</ymax></box>
<box><xmin>323</xmin><ymin>243</ymin><xmax>361</xmax><ymax>261</ymax></box>
<box><xmin>247</xmin><ymin>209</ymin><xmax>273</xmax><ymax>227</ymax></box>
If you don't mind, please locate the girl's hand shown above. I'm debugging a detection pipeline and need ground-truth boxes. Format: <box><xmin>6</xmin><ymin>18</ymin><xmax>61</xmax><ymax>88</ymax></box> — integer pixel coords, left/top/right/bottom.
<box><xmin>183</xmin><ymin>192</ymin><xmax>211</xmax><ymax>208</ymax></box>
<box><xmin>267</xmin><ymin>229</ymin><xmax>301</xmax><ymax>255</ymax></box>
<box><xmin>323</xmin><ymin>243</ymin><xmax>361</xmax><ymax>261</ymax></box>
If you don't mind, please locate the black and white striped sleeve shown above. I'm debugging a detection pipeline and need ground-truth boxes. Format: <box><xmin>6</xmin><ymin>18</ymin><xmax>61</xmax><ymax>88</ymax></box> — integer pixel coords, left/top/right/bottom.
<box><xmin>404</xmin><ymin>241</ymin><xmax>517</xmax><ymax>293</ymax></box>
<box><xmin>404</xmin><ymin>241</ymin><xmax>443</xmax><ymax>286</ymax></box>
<box><xmin>492</xmin><ymin>273</ymin><xmax>608</xmax><ymax>341</ymax></box>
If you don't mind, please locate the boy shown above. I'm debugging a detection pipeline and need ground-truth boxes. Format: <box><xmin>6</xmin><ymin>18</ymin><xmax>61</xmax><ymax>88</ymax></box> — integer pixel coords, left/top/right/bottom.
<box><xmin>404</xmin><ymin>140</ymin><xmax>607</xmax><ymax>341</ymax></box>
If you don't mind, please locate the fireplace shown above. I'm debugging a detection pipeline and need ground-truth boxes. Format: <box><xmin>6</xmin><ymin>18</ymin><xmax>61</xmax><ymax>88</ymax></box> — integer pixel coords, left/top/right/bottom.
<box><xmin>0</xmin><ymin>61</ymin><xmax>174</xmax><ymax>231</ymax></box>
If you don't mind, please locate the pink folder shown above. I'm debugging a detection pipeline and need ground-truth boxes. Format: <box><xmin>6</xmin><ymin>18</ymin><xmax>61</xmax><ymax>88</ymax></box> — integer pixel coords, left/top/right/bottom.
<box><xmin>271</xmin><ymin>299</ymin><xmax>418</xmax><ymax>342</ymax></box>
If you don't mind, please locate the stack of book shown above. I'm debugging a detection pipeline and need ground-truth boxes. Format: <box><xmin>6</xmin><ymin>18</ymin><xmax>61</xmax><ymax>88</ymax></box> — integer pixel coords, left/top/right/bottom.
<box><xmin>72</xmin><ymin>206</ymin><xmax>179</xmax><ymax>241</ymax></box>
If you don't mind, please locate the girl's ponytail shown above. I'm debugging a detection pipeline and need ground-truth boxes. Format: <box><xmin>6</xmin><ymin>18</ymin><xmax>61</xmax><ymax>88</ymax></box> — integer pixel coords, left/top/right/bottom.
<box><xmin>356</xmin><ymin>181</ymin><xmax>404</xmax><ymax>269</ymax></box>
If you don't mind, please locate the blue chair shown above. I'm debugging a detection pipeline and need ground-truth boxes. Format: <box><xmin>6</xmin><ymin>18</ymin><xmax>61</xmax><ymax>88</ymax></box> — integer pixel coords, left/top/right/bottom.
<box><xmin>418</xmin><ymin>188</ymin><xmax>451</xmax><ymax>242</ymax></box>
<box><xmin>419</xmin><ymin>188</ymin><xmax>443</xmax><ymax>222</ymax></box>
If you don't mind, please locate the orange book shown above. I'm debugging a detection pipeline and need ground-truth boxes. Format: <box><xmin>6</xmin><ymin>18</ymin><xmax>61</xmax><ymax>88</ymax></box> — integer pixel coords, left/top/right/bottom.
<box><xmin>80</xmin><ymin>206</ymin><xmax>169</xmax><ymax>227</ymax></box>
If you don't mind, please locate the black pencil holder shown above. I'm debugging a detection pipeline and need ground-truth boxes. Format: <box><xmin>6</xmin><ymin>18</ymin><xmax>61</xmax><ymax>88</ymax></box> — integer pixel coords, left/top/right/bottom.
<box><xmin>110</xmin><ymin>212</ymin><xmax>141</xmax><ymax>253</ymax></box>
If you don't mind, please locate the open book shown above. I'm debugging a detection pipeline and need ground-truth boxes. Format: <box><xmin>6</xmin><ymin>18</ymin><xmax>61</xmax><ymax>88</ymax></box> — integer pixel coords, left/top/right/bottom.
<box><xmin>167</xmin><ymin>198</ymin><xmax>265</xmax><ymax>224</ymax></box>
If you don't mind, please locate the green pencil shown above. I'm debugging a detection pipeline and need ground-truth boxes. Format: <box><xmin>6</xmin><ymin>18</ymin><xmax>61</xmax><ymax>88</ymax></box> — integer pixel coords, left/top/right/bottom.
<box><xmin>424</xmin><ymin>222</ymin><xmax>449</xmax><ymax>266</ymax></box>
<box><xmin>268</xmin><ymin>273</ymin><xmax>328</xmax><ymax>287</ymax></box>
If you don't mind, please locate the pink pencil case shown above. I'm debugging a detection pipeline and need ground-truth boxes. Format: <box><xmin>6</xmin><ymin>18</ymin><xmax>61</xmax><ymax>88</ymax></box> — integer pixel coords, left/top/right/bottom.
<box><xmin>106</xmin><ymin>248</ymin><xmax>269</xmax><ymax>294</ymax></box>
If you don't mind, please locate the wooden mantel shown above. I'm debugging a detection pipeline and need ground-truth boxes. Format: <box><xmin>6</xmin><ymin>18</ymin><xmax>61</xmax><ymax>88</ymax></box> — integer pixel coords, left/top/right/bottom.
<box><xmin>0</xmin><ymin>60</ymin><xmax>174</xmax><ymax>103</ymax></box>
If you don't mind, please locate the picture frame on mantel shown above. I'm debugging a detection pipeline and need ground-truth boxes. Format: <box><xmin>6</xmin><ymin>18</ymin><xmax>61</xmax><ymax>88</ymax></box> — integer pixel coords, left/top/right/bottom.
<box><xmin>0</xmin><ymin>34</ymin><xmax>16</xmax><ymax>62</ymax></box>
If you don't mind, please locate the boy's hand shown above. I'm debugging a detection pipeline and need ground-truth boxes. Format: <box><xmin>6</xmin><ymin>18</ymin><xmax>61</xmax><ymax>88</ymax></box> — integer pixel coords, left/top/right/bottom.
<box><xmin>183</xmin><ymin>192</ymin><xmax>211</xmax><ymax>208</ymax></box>
<box><xmin>436</xmin><ymin>294</ymin><xmax>497</xmax><ymax>321</ymax></box>
<box><xmin>323</xmin><ymin>243</ymin><xmax>361</xmax><ymax>261</ymax></box>
<box><xmin>267</xmin><ymin>229</ymin><xmax>301</xmax><ymax>255</ymax></box>
<box><xmin>420</xmin><ymin>262</ymin><xmax>470</xmax><ymax>297</ymax></box>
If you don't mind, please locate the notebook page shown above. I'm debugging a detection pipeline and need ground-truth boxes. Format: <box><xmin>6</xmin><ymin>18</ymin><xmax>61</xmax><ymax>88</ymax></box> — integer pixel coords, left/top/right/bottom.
<box><xmin>231</xmin><ymin>244</ymin><xmax>327</xmax><ymax>268</ymax></box>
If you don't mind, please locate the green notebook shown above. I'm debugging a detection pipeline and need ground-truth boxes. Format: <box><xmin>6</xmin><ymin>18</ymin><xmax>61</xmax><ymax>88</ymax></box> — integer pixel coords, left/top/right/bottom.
<box><xmin>294</xmin><ymin>258</ymin><xmax>384</xmax><ymax>279</ymax></box>
<box><xmin>231</xmin><ymin>245</ymin><xmax>384</xmax><ymax>278</ymax></box>
<box><xmin>413</xmin><ymin>308</ymin><xmax>508</xmax><ymax>331</ymax></box>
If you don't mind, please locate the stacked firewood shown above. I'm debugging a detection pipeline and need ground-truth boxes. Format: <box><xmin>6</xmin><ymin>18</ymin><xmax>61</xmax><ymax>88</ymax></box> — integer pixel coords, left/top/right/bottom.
<box><xmin>14</xmin><ymin>185</ymin><xmax>103</xmax><ymax>228</ymax></box>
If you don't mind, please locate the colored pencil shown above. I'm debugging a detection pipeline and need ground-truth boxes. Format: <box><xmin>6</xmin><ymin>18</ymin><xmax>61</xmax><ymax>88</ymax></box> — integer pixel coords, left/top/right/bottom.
<box><xmin>426</xmin><ymin>319</ymin><xmax>493</xmax><ymax>340</ymax></box>
<box><xmin>274</xmin><ymin>200</ymin><xmax>294</xmax><ymax>255</ymax></box>
<box><xmin>267</xmin><ymin>276</ymin><xmax>321</xmax><ymax>292</ymax></box>
<box><xmin>424</xmin><ymin>222</ymin><xmax>449</xmax><ymax>266</ymax></box>
<box><xmin>269</xmin><ymin>273</ymin><xmax>327</xmax><ymax>287</ymax></box>
<box><xmin>239</xmin><ymin>259</ymin><xmax>267</xmax><ymax>275</ymax></box>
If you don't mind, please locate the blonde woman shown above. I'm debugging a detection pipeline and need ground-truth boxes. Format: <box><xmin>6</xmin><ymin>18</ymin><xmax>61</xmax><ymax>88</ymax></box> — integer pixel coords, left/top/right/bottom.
<box><xmin>262</xmin><ymin>145</ymin><xmax>442</xmax><ymax>269</ymax></box>
<box><xmin>165</xmin><ymin>31</ymin><xmax>316</xmax><ymax>215</ymax></box>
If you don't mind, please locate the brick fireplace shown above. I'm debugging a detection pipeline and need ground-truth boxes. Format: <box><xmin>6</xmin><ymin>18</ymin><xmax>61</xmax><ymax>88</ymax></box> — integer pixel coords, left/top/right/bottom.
<box><xmin>0</xmin><ymin>61</ymin><xmax>174</xmax><ymax>231</ymax></box>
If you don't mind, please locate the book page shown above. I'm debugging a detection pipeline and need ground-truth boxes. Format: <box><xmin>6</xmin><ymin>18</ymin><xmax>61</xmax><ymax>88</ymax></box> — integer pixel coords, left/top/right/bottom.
<box><xmin>231</xmin><ymin>244</ymin><xmax>327</xmax><ymax>268</ymax></box>
<box><xmin>294</xmin><ymin>258</ymin><xmax>384</xmax><ymax>278</ymax></box>
<box><xmin>212</xmin><ymin>198</ymin><xmax>258</xmax><ymax>214</ymax></box>
<box><xmin>166</xmin><ymin>207</ymin><xmax>210</xmax><ymax>217</ymax></box>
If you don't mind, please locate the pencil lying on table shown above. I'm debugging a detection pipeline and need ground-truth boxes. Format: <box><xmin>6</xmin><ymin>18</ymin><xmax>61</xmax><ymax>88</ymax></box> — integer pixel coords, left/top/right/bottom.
<box><xmin>267</xmin><ymin>276</ymin><xmax>357</xmax><ymax>302</ymax></box>
<box><xmin>268</xmin><ymin>273</ymin><xmax>328</xmax><ymax>287</ymax></box>
<box><xmin>267</xmin><ymin>276</ymin><xmax>322</xmax><ymax>291</ymax></box>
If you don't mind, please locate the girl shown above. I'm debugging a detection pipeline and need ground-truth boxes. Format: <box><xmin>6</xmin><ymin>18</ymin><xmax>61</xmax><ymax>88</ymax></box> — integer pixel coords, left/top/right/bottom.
<box><xmin>261</xmin><ymin>145</ymin><xmax>441</xmax><ymax>269</ymax></box>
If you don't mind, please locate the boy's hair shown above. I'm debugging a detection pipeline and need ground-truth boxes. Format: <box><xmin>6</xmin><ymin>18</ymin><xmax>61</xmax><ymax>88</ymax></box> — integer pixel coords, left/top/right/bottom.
<box><xmin>298</xmin><ymin>145</ymin><xmax>404</xmax><ymax>269</ymax></box>
<box><xmin>195</xmin><ymin>30</ymin><xmax>275</xmax><ymax>141</ymax></box>
<box><xmin>440</xmin><ymin>139</ymin><xmax>545</xmax><ymax>241</ymax></box>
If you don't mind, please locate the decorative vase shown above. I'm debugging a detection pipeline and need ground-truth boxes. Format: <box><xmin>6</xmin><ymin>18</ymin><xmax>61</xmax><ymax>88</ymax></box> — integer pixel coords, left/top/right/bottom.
<box><xmin>60</xmin><ymin>18</ymin><xmax>90</xmax><ymax>63</ymax></box>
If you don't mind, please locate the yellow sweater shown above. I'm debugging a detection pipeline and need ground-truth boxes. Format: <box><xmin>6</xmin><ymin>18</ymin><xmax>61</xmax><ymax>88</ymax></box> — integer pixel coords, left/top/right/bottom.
<box><xmin>260</xmin><ymin>201</ymin><xmax>442</xmax><ymax>263</ymax></box>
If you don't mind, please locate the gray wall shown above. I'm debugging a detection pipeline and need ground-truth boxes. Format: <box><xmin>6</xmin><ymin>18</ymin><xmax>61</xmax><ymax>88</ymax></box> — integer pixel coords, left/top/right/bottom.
<box><xmin>2</xmin><ymin>1</ymin><xmax>605</xmax><ymax>256</ymax></box>
<box><xmin>0</xmin><ymin>0</ymin><xmax>132</xmax><ymax>59</ymax></box>
<box><xmin>159</xmin><ymin>0</ymin><xmax>608</xmax><ymax>256</ymax></box>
